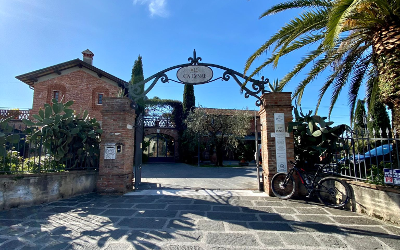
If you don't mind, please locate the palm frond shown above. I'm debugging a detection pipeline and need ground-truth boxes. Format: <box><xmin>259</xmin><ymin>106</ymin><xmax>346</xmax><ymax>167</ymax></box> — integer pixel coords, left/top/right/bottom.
<box><xmin>325</xmin><ymin>0</ymin><xmax>362</xmax><ymax>48</ymax></box>
<box><xmin>260</xmin><ymin>0</ymin><xmax>332</xmax><ymax>17</ymax></box>
<box><xmin>279</xmin><ymin>36</ymin><xmax>326</xmax><ymax>89</ymax></box>
<box><xmin>245</xmin><ymin>8</ymin><xmax>327</xmax><ymax>76</ymax></box>
<box><xmin>274</xmin><ymin>9</ymin><xmax>329</xmax><ymax>66</ymax></box>
<box><xmin>328</xmin><ymin>43</ymin><xmax>371</xmax><ymax>118</ymax></box>
<box><xmin>348</xmin><ymin>53</ymin><xmax>372</xmax><ymax>122</ymax></box>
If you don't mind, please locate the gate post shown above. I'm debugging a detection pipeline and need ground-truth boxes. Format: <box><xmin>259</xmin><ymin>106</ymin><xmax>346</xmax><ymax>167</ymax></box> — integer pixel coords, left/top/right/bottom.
<box><xmin>97</xmin><ymin>97</ymin><xmax>136</xmax><ymax>194</ymax></box>
<box><xmin>259</xmin><ymin>92</ymin><xmax>295</xmax><ymax>195</ymax></box>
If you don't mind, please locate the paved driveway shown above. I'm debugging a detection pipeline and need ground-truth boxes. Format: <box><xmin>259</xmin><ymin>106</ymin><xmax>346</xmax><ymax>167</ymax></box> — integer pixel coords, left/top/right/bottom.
<box><xmin>139</xmin><ymin>163</ymin><xmax>259</xmax><ymax>190</ymax></box>
<box><xmin>0</xmin><ymin>191</ymin><xmax>399</xmax><ymax>249</ymax></box>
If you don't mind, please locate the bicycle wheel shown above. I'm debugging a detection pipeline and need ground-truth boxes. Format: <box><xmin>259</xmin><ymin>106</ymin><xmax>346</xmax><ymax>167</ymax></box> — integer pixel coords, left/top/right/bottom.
<box><xmin>271</xmin><ymin>173</ymin><xmax>296</xmax><ymax>199</ymax></box>
<box><xmin>316</xmin><ymin>177</ymin><xmax>350</xmax><ymax>208</ymax></box>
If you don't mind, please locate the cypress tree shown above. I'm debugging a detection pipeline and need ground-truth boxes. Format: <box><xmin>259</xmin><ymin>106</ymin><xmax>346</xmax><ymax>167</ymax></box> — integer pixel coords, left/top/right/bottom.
<box><xmin>368</xmin><ymin>89</ymin><xmax>391</xmax><ymax>138</ymax></box>
<box><xmin>183</xmin><ymin>84</ymin><xmax>195</xmax><ymax>116</ymax></box>
<box><xmin>130</xmin><ymin>55</ymin><xmax>145</xmax><ymax>114</ymax></box>
<box><xmin>353</xmin><ymin>100</ymin><xmax>367</xmax><ymax>135</ymax></box>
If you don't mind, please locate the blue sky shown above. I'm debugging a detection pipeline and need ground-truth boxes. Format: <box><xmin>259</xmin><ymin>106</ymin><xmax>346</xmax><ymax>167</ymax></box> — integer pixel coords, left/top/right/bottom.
<box><xmin>0</xmin><ymin>0</ymin><xmax>357</xmax><ymax>125</ymax></box>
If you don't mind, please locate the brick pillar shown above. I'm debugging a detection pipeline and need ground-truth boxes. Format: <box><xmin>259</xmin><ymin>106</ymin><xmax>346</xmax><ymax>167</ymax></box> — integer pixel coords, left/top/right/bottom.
<box><xmin>97</xmin><ymin>97</ymin><xmax>136</xmax><ymax>194</ymax></box>
<box><xmin>259</xmin><ymin>92</ymin><xmax>295</xmax><ymax>196</ymax></box>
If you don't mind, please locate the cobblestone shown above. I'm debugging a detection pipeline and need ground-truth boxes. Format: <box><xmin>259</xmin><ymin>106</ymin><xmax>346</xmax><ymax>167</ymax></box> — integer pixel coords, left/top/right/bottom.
<box><xmin>0</xmin><ymin>163</ymin><xmax>400</xmax><ymax>249</ymax></box>
<box><xmin>0</xmin><ymin>191</ymin><xmax>399</xmax><ymax>249</ymax></box>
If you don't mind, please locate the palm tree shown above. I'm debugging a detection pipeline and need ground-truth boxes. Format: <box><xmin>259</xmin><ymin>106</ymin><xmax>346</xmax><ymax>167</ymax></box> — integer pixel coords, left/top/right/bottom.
<box><xmin>325</xmin><ymin>0</ymin><xmax>400</xmax><ymax>129</ymax></box>
<box><xmin>244</xmin><ymin>0</ymin><xmax>400</xmax><ymax>131</ymax></box>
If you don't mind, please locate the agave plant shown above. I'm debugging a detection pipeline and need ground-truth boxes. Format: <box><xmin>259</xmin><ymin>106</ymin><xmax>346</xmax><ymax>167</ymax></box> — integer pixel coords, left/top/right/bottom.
<box><xmin>268</xmin><ymin>78</ymin><xmax>283</xmax><ymax>92</ymax></box>
<box><xmin>288</xmin><ymin>106</ymin><xmax>349</xmax><ymax>166</ymax></box>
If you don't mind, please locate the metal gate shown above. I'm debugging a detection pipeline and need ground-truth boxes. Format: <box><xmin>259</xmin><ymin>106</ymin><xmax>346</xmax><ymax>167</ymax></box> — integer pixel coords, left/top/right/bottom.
<box><xmin>129</xmin><ymin>50</ymin><xmax>269</xmax><ymax>190</ymax></box>
<box><xmin>134</xmin><ymin>113</ymin><xmax>144</xmax><ymax>189</ymax></box>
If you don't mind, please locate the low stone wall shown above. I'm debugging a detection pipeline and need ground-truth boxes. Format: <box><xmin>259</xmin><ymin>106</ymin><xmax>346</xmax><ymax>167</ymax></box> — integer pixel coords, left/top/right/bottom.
<box><xmin>347</xmin><ymin>181</ymin><xmax>400</xmax><ymax>225</ymax></box>
<box><xmin>0</xmin><ymin>171</ymin><xmax>98</xmax><ymax>210</ymax></box>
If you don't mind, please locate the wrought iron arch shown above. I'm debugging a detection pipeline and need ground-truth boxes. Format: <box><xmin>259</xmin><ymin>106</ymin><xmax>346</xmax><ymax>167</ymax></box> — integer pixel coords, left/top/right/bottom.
<box><xmin>128</xmin><ymin>50</ymin><xmax>270</xmax><ymax>107</ymax></box>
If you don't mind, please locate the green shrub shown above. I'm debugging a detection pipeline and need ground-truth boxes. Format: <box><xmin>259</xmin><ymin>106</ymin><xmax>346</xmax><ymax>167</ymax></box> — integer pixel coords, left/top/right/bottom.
<box><xmin>288</xmin><ymin>107</ymin><xmax>349</xmax><ymax>168</ymax></box>
<box><xmin>23</xmin><ymin>155</ymin><xmax>65</xmax><ymax>173</ymax></box>
<box><xmin>23</xmin><ymin>99</ymin><xmax>102</xmax><ymax>169</ymax></box>
<box><xmin>0</xmin><ymin>150</ymin><xmax>23</xmax><ymax>174</ymax></box>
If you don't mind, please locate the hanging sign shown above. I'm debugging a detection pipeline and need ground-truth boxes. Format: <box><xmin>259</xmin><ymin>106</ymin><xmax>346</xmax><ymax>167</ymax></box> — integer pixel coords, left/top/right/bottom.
<box><xmin>177</xmin><ymin>66</ymin><xmax>213</xmax><ymax>84</ymax></box>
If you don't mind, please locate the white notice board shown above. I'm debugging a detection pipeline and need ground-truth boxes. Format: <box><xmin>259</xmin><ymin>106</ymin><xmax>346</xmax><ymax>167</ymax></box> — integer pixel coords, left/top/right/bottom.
<box><xmin>274</xmin><ymin>113</ymin><xmax>287</xmax><ymax>173</ymax></box>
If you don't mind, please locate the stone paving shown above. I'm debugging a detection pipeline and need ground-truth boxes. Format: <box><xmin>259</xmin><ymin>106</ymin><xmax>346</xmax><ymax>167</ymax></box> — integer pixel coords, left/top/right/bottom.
<box><xmin>0</xmin><ymin>189</ymin><xmax>399</xmax><ymax>249</ymax></box>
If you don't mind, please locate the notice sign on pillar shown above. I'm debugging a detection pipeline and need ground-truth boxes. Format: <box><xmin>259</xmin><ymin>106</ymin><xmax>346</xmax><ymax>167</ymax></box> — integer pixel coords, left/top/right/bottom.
<box><xmin>104</xmin><ymin>143</ymin><xmax>116</xmax><ymax>160</ymax></box>
<box><xmin>274</xmin><ymin>113</ymin><xmax>287</xmax><ymax>173</ymax></box>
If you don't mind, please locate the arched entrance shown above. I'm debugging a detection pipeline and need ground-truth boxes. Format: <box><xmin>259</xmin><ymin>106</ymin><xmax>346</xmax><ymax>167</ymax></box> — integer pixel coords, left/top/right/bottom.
<box><xmin>96</xmin><ymin>50</ymin><xmax>294</xmax><ymax>194</ymax></box>
<box><xmin>144</xmin><ymin>133</ymin><xmax>175</xmax><ymax>162</ymax></box>
<box><xmin>131</xmin><ymin>50</ymin><xmax>269</xmax><ymax>189</ymax></box>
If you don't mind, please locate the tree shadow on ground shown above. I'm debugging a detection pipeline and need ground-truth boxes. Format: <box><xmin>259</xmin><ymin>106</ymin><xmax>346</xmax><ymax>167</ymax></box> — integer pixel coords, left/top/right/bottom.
<box><xmin>0</xmin><ymin>192</ymin><xmax>399</xmax><ymax>249</ymax></box>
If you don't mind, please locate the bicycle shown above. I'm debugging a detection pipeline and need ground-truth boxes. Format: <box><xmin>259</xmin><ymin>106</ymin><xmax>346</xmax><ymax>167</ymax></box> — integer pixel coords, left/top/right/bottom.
<box><xmin>271</xmin><ymin>161</ymin><xmax>350</xmax><ymax>208</ymax></box>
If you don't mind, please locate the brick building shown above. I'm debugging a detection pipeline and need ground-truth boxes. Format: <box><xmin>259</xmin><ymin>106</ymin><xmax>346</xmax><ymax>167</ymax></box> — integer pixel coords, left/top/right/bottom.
<box><xmin>16</xmin><ymin>49</ymin><xmax>128</xmax><ymax>124</ymax></box>
<box><xmin>15</xmin><ymin>50</ymin><xmax>260</xmax><ymax>163</ymax></box>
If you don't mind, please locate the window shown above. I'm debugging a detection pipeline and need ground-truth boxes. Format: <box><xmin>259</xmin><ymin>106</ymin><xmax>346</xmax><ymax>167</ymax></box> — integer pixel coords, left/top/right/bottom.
<box><xmin>53</xmin><ymin>91</ymin><xmax>59</xmax><ymax>102</ymax></box>
<box><xmin>98</xmin><ymin>93</ymin><xmax>103</xmax><ymax>105</ymax></box>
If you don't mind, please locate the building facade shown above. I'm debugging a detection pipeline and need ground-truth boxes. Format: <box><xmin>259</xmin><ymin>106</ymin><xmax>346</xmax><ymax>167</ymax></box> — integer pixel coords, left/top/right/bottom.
<box><xmin>15</xmin><ymin>50</ymin><xmax>261</xmax><ymax>163</ymax></box>
<box><xmin>16</xmin><ymin>49</ymin><xmax>128</xmax><ymax>124</ymax></box>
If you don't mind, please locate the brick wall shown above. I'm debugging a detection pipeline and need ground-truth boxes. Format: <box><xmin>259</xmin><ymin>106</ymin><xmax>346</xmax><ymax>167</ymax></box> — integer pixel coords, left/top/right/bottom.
<box><xmin>31</xmin><ymin>69</ymin><xmax>120</xmax><ymax>122</ymax></box>
<box><xmin>259</xmin><ymin>92</ymin><xmax>295</xmax><ymax>195</ymax></box>
<box><xmin>97</xmin><ymin>97</ymin><xmax>136</xmax><ymax>194</ymax></box>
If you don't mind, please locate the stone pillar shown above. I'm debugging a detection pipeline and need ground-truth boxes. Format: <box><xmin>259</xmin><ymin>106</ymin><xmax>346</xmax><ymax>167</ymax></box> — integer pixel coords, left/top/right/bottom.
<box><xmin>97</xmin><ymin>97</ymin><xmax>136</xmax><ymax>194</ymax></box>
<box><xmin>259</xmin><ymin>92</ymin><xmax>295</xmax><ymax>196</ymax></box>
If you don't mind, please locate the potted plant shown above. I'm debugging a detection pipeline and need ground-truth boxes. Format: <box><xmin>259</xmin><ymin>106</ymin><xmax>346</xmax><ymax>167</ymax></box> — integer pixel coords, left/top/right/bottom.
<box><xmin>239</xmin><ymin>153</ymin><xmax>249</xmax><ymax>166</ymax></box>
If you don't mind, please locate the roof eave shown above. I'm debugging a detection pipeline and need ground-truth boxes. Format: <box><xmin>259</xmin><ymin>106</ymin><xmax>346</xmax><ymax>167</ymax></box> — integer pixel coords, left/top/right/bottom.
<box><xmin>15</xmin><ymin>59</ymin><xmax>128</xmax><ymax>88</ymax></box>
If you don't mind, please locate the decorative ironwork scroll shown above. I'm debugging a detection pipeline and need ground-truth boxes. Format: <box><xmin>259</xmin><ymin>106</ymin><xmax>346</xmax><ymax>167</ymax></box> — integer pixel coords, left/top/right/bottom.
<box><xmin>129</xmin><ymin>50</ymin><xmax>270</xmax><ymax>106</ymax></box>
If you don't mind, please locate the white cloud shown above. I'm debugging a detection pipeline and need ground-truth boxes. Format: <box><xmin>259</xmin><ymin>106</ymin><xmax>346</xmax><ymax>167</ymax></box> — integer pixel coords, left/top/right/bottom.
<box><xmin>133</xmin><ymin>0</ymin><xmax>169</xmax><ymax>17</ymax></box>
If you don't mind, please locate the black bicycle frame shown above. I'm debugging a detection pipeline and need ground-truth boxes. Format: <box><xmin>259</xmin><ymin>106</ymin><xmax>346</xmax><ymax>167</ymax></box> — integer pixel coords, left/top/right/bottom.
<box><xmin>289</xmin><ymin>165</ymin><xmax>323</xmax><ymax>194</ymax></box>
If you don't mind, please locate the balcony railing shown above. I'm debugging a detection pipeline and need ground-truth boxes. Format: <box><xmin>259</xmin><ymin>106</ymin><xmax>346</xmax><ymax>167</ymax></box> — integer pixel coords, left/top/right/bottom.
<box><xmin>144</xmin><ymin>117</ymin><xmax>175</xmax><ymax>128</ymax></box>
<box><xmin>0</xmin><ymin>109</ymin><xmax>30</xmax><ymax>120</ymax></box>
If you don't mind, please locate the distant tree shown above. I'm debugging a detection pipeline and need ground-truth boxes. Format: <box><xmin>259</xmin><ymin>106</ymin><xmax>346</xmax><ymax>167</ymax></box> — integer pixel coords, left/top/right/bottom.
<box><xmin>353</xmin><ymin>100</ymin><xmax>367</xmax><ymax>135</ymax></box>
<box><xmin>368</xmin><ymin>88</ymin><xmax>391</xmax><ymax>138</ymax></box>
<box><xmin>130</xmin><ymin>55</ymin><xmax>145</xmax><ymax>114</ymax></box>
<box><xmin>185</xmin><ymin>107</ymin><xmax>252</xmax><ymax>166</ymax></box>
<box><xmin>183</xmin><ymin>84</ymin><xmax>195</xmax><ymax>117</ymax></box>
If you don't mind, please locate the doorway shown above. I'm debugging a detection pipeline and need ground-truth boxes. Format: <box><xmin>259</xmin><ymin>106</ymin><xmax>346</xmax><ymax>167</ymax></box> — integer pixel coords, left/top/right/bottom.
<box><xmin>144</xmin><ymin>133</ymin><xmax>175</xmax><ymax>163</ymax></box>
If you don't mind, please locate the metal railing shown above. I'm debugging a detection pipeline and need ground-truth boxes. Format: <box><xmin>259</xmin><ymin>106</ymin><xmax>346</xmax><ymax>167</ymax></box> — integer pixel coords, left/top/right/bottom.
<box><xmin>0</xmin><ymin>109</ymin><xmax>30</xmax><ymax>120</ymax></box>
<box><xmin>0</xmin><ymin>125</ymin><xmax>99</xmax><ymax>174</ymax></box>
<box><xmin>144</xmin><ymin>117</ymin><xmax>176</xmax><ymax>128</ymax></box>
<box><xmin>333</xmin><ymin>129</ymin><xmax>400</xmax><ymax>186</ymax></box>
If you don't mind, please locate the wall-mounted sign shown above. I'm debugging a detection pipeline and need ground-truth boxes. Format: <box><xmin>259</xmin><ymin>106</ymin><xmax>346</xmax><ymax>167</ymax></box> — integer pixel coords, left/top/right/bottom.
<box><xmin>384</xmin><ymin>168</ymin><xmax>400</xmax><ymax>185</ymax></box>
<box><xmin>104</xmin><ymin>143</ymin><xmax>116</xmax><ymax>160</ymax></box>
<box><xmin>274</xmin><ymin>113</ymin><xmax>288</xmax><ymax>173</ymax></box>
<box><xmin>394</xmin><ymin>169</ymin><xmax>400</xmax><ymax>185</ymax></box>
<box><xmin>177</xmin><ymin>66</ymin><xmax>213</xmax><ymax>84</ymax></box>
